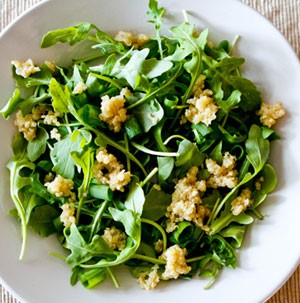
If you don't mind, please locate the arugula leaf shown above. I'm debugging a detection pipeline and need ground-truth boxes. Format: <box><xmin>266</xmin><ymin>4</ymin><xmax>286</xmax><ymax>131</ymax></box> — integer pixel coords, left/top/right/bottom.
<box><xmin>147</xmin><ymin>0</ymin><xmax>165</xmax><ymax>58</ymax></box>
<box><xmin>82</xmin><ymin>207</ymin><xmax>142</xmax><ymax>268</ymax></box>
<box><xmin>65</xmin><ymin>223</ymin><xmax>114</xmax><ymax>267</ymax></box>
<box><xmin>71</xmin><ymin>147</ymin><xmax>94</xmax><ymax>221</ymax></box>
<box><xmin>124</xmin><ymin>177</ymin><xmax>145</xmax><ymax>217</ymax></box>
<box><xmin>41</xmin><ymin>22</ymin><xmax>94</xmax><ymax>47</ymax></box>
<box><xmin>27</xmin><ymin>127</ymin><xmax>49</xmax><ymax>162</ymax></box>
<box><xmin>7</xmin><ymin>155</ymin><xmax>35</xmax><ymax>259</ymax></box>
<box><xmin>176</xmin><ymin>139</ymin><xmax>205</xmax><ymax>169</ymax></box>
<box><xmin>49</xmin><ymin>78</ymin><xmax>70</xmax><ymax>114</ymax></box>
<box><xmin>142</xmin><ymin>186</ymin><xmax>171</xmax><ymax>220</ymax></box>
<box><xmin>29</xmin><ymin>204</ymin><xmax>60</xmax><ymax>237</ymax></box>
<box><xmin>50</xmin><ymin>131</ymin><xmax>87</xmax><ymax>179</ymax></box>
<box><xmin>130</xmin><ymin>98</ymin><xmax>164</xmax><ymax>132</ymax></box>
<box><xmin>112</xmin><ymin>48</ymin><xmax>149</xmax><ymax>88</ymax></box>
<box><xmin>245</xmin><ymin>124</ymin><xmax>270</xmax><ymax>174</ymax></box>
<box><xmin>0</xmin><ymin>89</ymin><xmax>23</xmax><ymax>119</ymax></box>
<box><xmin>157</xmin><ymin>156</ymin><xmax>174</xmax><ymax>182</ymax></box>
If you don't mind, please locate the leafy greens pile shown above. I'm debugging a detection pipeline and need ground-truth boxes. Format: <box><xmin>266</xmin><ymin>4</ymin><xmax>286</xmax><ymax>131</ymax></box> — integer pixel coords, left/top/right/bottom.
<box><xmin>1</xmin><ymin>0</ymin><xmax>280</xmax><ymax>290</ymax></box>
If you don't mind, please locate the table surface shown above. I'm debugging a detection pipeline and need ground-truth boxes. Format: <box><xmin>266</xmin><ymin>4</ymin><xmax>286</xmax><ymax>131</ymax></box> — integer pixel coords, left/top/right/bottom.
<box><xmin>0</xmin><ymin>0</ymin><xmax>299</xmax><ymax>302</ymax></box>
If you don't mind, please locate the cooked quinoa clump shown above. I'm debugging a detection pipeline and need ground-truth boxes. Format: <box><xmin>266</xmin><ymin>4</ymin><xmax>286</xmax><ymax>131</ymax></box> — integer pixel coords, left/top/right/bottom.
<box><xmin>184</xmin><ymin>89</ymin><xmax>218</xmax><ymax>126</ymax></box>
<box><xmin>231</xmin><ymin>188</ymin><xmax>253</xmax><ymax>216</ymax></box>
<box><xmin>165</xmin><ymin>166</ymin><xmax>210</xmax><ymax>233</ymax></box>
<box><xmin>60</xmin><ymin>202</ymin><xmax>76</xmax><ymax>227</ymax></box>
<box><xmin>138</xmin><ymin>265</ymin><xmax>160</xmax><ymax>290</ymax></box>
<box><xmin>114</xmin><ymin>31</ymin><xmax>151</xmax><ymax>48</ymax></box>
<box><xmin>257</xmin><ymin>101</ymin><xmax>285</xmax><ymax>128</ymax></box>
<box><xmin>11</xmin><ymin>59</ymin><xmax>40</xmax><ymax>78</ymax></box>
<box><xmin>206</xmin><ymin>152</ymin><xmax>238</xmax><ymax>189</ymax></box>
<box><xmin>102</xmin><ymin>226</ymin><xmax>127</xmax><ymax>251</ymax></box>
<box><xmin>93</xmin><ymin>147</ymin><xmax>131</xmax><ymax>191</ymax></box>
<box><xmin>160</xmin><ymin>244</ymin><xmax>191</xmax><ymax>279</ymax></box>
<box><xmin>99</xmin><ymin>88</ymin><xmax>131</xmax><ymax>132</ymax></box>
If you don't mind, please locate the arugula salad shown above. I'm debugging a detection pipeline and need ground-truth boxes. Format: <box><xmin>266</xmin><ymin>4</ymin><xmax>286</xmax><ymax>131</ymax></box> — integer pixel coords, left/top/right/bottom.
<box><xmin>0</xmin><ymin>0</ymin><xmax>285</xmax><ymax>290</ymax></box>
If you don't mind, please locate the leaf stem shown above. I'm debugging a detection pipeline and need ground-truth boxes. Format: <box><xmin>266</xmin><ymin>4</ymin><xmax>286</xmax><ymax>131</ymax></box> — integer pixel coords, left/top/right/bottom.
<box><xmin>89</xmin><ymin>73</ymin><xmax>123</xmax><ymax>90</ymax></box>
<box><xmin>131</xmin><ymin>141</ymin><xmax>179</xmax><ymax>157</ymax></box>
<box><xmin>163</xmin><ymin>134</ymin><xmax>187</xmax><ymax>145</ymax></box>
<box><xmin>139</xmin><ymin>167</ymin><xmax>158</xmax><ymax>188</ymax></box>
<box><xmin>132</xmin><ymin>253</ymin><xmax>166</xmax><ymax>265</ymax></box>
<box><xmin>89</xmin><ymin>200</ymin><xmax>109</xmax><ymax>242</ymax></box>
<box><xmin>141</xmin><ymin>218</ymin><xmax>167</xmax><ymax>252</ymax></box>
<box><xmin>127</xmin><ymin>63</ymin><xmax>182</xmax><ymax>110</ymax></box>
<box><xmin>106</xmin><ymin>267</ymin><xmax>120</xmax><ymax>288</ymax></box>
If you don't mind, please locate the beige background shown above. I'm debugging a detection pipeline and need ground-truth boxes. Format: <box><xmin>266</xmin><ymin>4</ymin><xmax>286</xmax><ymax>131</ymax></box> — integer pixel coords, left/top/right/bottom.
<box><xmin>0</xmin><ymin>0</ymin><xmax>299</xmax><ymax>302</ymax></box>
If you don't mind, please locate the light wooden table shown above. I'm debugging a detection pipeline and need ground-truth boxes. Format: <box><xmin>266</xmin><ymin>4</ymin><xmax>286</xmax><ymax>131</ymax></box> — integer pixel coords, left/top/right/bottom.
<box><xmin>0</xmin><ymin>1</ymin><xmax>299</xmax><ymax>303</ymax></box>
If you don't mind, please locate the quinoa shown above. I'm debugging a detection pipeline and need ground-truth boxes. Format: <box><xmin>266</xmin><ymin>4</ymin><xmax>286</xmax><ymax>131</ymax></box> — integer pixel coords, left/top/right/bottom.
<box><xmin>165</xmin><ymin>166</ymin><xmax>210</xmax><ymax>233</ymax></box>
<box><xmin>184</xmin><ymin>89</ymin><xmax>218</xmax><ymax>126</ymax></box>
<box><xmin>45</xmin><ymin>175</ymin><xmax>75</xmax><ymax>198</ymax></box>
<box><xmin>102</xmin><ymin>226</ymin><xmax>127</xmax><ymax>251</ymax></box>
<box><xmin>99</xmin><ymin>89</ymin><xmax>130</xmax><ymax>132</ymax></box>
<box><xmin>257</xmin><ymin>102</ymin><xmax>285</xmax><ymax>128</ymax></box>
<box><xmin>11</xmin><ymin>59</ymin><xmax>40</xmax><ymax>78</ymax></box>
<box><xmin>206</xmin><ymin>152</ymin><xmax>238</xmax><ymax>189</ymax></box>
<box><xmin>60</xmin><ymin>202</ymin><xmax>76</xmax><ymax>227</ymax></box>
<box><xmin>114</xmin><ymin>31</ymin><xmax>151</xmax><ymax>48</ymax></box>
<box><xmin>93</xmin><ymin>147</ymin><xmax>131</xmax><ymax>191</ymax></box>
<box><xmin>231</xmin><ymin>188</ymin><xmax>253</xmax><ymax>216</ymax></box>
<box><xmin>138</xmin><ymin>264</ymin><xmax>160</xmax><ymax>290</ymax></box>
<box><xmin>160</xmin><ymin>245</ymin><xmax>191</xmax><ymax>279</ymax></box>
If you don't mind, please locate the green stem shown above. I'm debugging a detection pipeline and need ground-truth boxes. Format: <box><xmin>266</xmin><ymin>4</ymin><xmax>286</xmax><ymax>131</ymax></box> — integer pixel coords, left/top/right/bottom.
<box><xmin>106</xmin><ymin>267</ymin><xmax>120</xmax><ymax>288</ymax></box>
<box><xmin>139</xmin><ymin>167</ymin><xmax>158</xmax><ymax>188</ymax></box>
<box><xmin>89</xmin><ymin>200</ymin><xmax>109</xmax><ymax>242</ymax></box>
<box><xmin>89</xmin><ymin>73</ymin><xmax>123</xmax><ymax>90</ymax></box>
<box><xmin>127</xmin><ymin>63</ymin><xmax>182</xmax><ymax>110</ymax></box>
<box><xmin>250</xmin><ymin>208</ymin><xmax>264</xmax><ymax>220</ymax></box>
<box><xmin>163</xmin><ymin>134</ymin><xmax>187</xmax><ymax>145</ymax></box>
<box><xmin>124</xmin><ymin>132</ymin><xmax>131</xmax><ymax>172</ymax></box>
<box><xmin>141</xmin><ymin>218</ymin><xmax>167</xmax><ymax>252</ymax></box>
<box><xmin>132</xmin><ymin>253</ymin><xmax>166</xmax><ymax>265</ymax></box>
<box><xmin>49</xmin><ymin>251</ymin><xmax>67</xmax><ymax>261</ymax></box>
<box><xmin>131</xmin><ymin>141</ymin><xmax>179</xmax><ymax>157</ymax></box>
<box><xmin>186</xmin><ymin>255</ymin><xmax>206</xmax><ymax>263</ymax></box>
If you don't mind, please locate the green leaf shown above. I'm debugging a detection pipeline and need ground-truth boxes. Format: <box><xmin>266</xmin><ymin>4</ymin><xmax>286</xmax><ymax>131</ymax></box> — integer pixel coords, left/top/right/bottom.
<box><xmin>215</xmin><ymin>57</ymin><xmax>245</xmax><ymax>74</ymax></box>
<box><xmin>80</xmin><ymin>268</ymin><xmax>107</xmax><ymax>289</ymax></box>
<box><xmin>29</xmin><ymin>204</ymin><xmax>60</xmax><ymax>237</ymax></box>
<box><xmin>0</xmin><ymin>88</ymin><xmax>23</xmax><ymax>119</ymax></box>
<box><xmin>175</xmin><ymin>139</ymin><xmax>205</xmax><ymax>169</ymax></box>
<box><xmin>142</xmin><ymin>186</ymin><xmax>171</xmax><ymax>220</ymax></box>
<box><xmin>124</xmin><ymin>177</ymin><xmax>145</xmax><ymax>217</ymax></box>
<box><xmin>141</xmin><ymin>58</ymin><xmax>173</xmax><ymax>79</ymax></box>
<box><xmin>13</xmin><ymin>64</ymin><xmax>52</xmax><ymax>88</ymax></box>
<box><xmin>216</xmin><ymin>90</ymin><xmax>241</xmax><ymax>113</ymax></box>
<box><xmin>245</xmin><ymin>125</ymin><xmax>270</xmax><ymax>174</ymax></box>
<box><xmin>112</xmin><ymin>48</ymin><xmax>149</xmax><ymax>88</ymax></box>
<box><xmin>49</xmin><ymin>78</ymin><xmax>70</xmax><ymax>114</ymax></box>
<box><xmin>157</xmin><ymin>156</ymin><xmax>174</xmax><ymax>182</ymax></box>
<box><xmin>7</xmin><ymin>156</ymin><xmax>35</xmax><ymax>259</ymax></box>
<box><xmin>50</xmin><ymin>132</ymin><xmax>86</xmax><ymax>179</ymax></box>
<box><xmin>220</xmin><ymin>225</ymin><xmax>247</xmax><ymax>248</ymax></box>
<box><xmin>71</xmin><ymin>147</ymin><xmax>94</xmax><ymax>221</ymax></box>
<box><xmin>27</xmin><ymin>127</ymin><xmax>49</xmax><ymax>162</ymax></box>
<box><xmin>64</xmin><ymin>224</ymin><xmax>113</xmax><ymax>267</ymax></box>
<box><xmin>82</xmin><ymin>207</ymin><xmax>141</xmax><ymax>268</ymax></box>
<box><xmin>226</xmin><ymin>76</ymin><xmax>261</xmax><ymax>111</ymax></box>
<box><xmin>77</xmin><ymin>104</ymin><xmax>103</xmax><ymax>128</ymax></box>
<box><xmin>131</xmin><ymin>98</ymin><xmax>164</xmax><ymax>132</ymax></box>
<box><xmin>89</xmin><ymin>184</ymin><xmax>113</xmax><ymax>201</ymax></box>
<box><xmin>41</xmin><ymin>22</ymin><xmax>94</xmax><ymax>47</ymax></box>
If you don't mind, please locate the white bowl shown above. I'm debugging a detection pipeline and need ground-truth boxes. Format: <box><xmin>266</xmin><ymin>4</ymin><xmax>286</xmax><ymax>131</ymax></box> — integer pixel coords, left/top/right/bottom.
<box><xmin>0</xmin><ymin>1</ymin><xmax>299</xmax><ymax>303</ymax></box>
